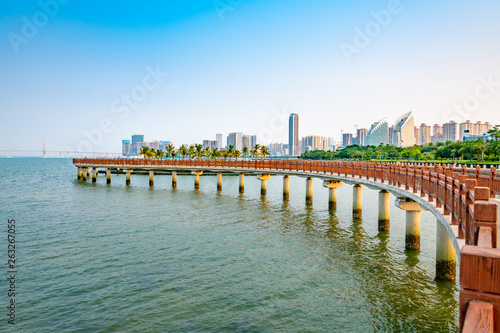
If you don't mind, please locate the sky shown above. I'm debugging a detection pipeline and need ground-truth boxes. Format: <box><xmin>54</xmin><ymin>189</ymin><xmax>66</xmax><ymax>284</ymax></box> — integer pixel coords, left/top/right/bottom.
<box><xmin>1</xmin><ymin>0</ymin><xmax>500</xmax><ymax>156</ymax></box>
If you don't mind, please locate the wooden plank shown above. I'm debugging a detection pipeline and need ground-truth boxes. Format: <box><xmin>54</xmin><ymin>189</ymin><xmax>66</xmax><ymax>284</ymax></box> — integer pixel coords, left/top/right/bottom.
<box><xmin>477</xmin><ymin>227</ymin><xmax>493</xmax><ymax>249</ymax></box>
<box><xmin>461</xmin><ymin>245</ymin><xmax>500</xmax><ymax>295</ymax></box>
<box><xmin>462</xmin><ymin>301</ymin><xmax>494</xmax><ymax>333</ymax></box>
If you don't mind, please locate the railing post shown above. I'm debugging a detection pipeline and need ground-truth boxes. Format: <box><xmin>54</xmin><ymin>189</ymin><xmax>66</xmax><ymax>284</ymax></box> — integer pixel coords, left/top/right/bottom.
<box><xmin>466</xmin><ymin>179</ymin><xmax>477</xmax><ymax>245</ymax></box>
<box><xmin>490</xmin><ymin>167</ymin><xmax>497</xmax><ymax>198</ymax></box>
<box><xmin>473</xmin><ymin>187</ymin><xmax>498</xmax><ymax>248</ymax></box>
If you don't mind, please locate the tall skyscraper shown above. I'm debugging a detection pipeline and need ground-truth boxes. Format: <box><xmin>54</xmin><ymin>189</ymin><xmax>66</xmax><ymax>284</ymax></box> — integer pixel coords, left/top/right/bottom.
<box><xmin>443</xmin><ymin>121</ymin><xmax>458</xmax><ymax>142</ymax></box>
<box><xmin>243</xmin><ymin>135</ymin><xmax>257</xmax><ymax>149</ymax></box>
<box><xmin>414</xmin><ymin>126</ymin><xmax>420</xmax><ymax>145</ymax></box>
<box><xmin>433</xmin><ymin>124</ymin><xmax>443</xmax><ymax>136</ymax></box>
<box><xmin>366</xmin><ymin>118</ymin><xmax>389</xmax><ymax>146</ymax></box>
<box><xmin>227</xmin><ymin>132</ymin><xmax>243</xmax><ymax>150</ymax></box>
<box><xmin>342</xmin><ymin>133</ymin><xmax>353</xmax><ymax>147</ymax></box>
<box><xmin>289</xmin><ymin>113</ymin><xmax>299</xmax><ymax>156</ymax></box>
<box><xmin>357</xmin><ymin>128</ymin><xmax>367</xmax><ymax>146</ymax></box>
<box><xmin>420</xmin><ymin>123</ymin><xmax>431</xmax><ymax>145</ymax></box>
<box><xmin>216</xmin><ymin>133</ymin><xmax>223</xmax><ymax>149</ymax></box>
<box><xmin>392</xmin><ymin>111</ymin><xmax>415</xmax><ymax>147</ymax></box>
<box><xmin>131</xmin><ymin>134</ymin><xmax>144</xmax><ymax>144</ymax></box>
<box><xmin>459</xmin><ymin>120</ymin><xmax>474</xmax><ymax>141</ymax></box>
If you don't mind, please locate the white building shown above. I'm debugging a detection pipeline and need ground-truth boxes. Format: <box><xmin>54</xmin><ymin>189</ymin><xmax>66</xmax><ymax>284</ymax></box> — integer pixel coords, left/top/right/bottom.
<box><xmin>366</xmin><ymin>118</ymin><xmax>389</xmax><ymax>146</ymax></box>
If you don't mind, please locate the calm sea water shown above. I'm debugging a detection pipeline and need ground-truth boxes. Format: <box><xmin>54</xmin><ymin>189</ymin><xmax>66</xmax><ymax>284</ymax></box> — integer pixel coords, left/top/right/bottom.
<box><xmin>0</xmin><ymin>158</ymin><xmax>459</xmax><ymax>332</ymax></box>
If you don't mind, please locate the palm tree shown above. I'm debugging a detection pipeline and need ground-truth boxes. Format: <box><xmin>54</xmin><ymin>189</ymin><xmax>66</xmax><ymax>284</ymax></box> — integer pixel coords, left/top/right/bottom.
<box><xmin>203</xmin><ymin>147</ymin><xmax>211</xmax><ymax>159</ymax></box>
<box><xmin>260</xmin><ymin>146</ymin><xmax>270</xmax><ymax>160</ymax></box>
<box><xmin>233</xmin><ymin>150</ymin><xmax>241</xmax><ymax>161</ymax></box>
<box><xmin>187</xmin><ymin>146</ymin><xmax>196</xmax><ymax>160</ymax></box>
<box><xmin>250</xmin><ymin>149</ymin><xmax>258</xmax><ymax>160</ymax></box>
<box><xmin>225</xmin><ymin>145</ymin><xmax>235</xmax><ymax>160</ymax></box>
<box><xmin>254</xmin><ymin>144</ymin><xmax>261</xmax><ymax>155</ymax></box>
<box><xmin>140</xmin><ymin>146</ymin><xmax>155</xmax><ymax>158</ymax></box>
<box><xmin>156</xmin><ymin>149</ymin><xmax>165</xmax><ymax>159</ymax></box>
<box><xmin>242</xmin><ymin>146</ymin><xmax>249</xmax><ymax>159</ymax></box>
<box><xmin>166</xmin><ymin>143</ymin><xmax>175</xmax><ymax>159</ymax></box>
<box><xmin>194</xmin><ymin>144</ymin><xmax>204</xmax><ymax>160</ymax></box>
<box><xmin>210</xmin><ymin>148</ymin><xmax>220</xmax><ymax>160</ymax></box>
<box><xmin>178</xmin><ymin>145</ymin><xmax>188</xmax><ymax>160</ymax></box>
<box><xmin>221</xmin><ymin>150</ymin><xmax>229</xmax><ymax>160</ymax></box>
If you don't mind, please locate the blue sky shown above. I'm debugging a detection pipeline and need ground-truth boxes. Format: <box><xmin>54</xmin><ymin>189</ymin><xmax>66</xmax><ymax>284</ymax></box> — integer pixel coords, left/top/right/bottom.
<box><xmin>1</xmin><ymin>0</ymin><xmax>499</xmax><ymax>155</ymax></box>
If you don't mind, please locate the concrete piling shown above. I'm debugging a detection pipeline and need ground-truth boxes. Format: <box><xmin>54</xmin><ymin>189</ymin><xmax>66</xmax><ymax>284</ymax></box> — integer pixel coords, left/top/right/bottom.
<box><xmin>353</xmin><ymin>184</ymin><xmax>362</xmax><ymax>219</ymax></box>
<box><xmin>172</xmin><ymin>171</ymin><xmax>177</xmax><ymax>188</ymax></box>
<box><xmin>435</xmin><ymin>220</ymin><xmax>456</xmax><ymax>281</ymax></box>
<box><xmin>239</xmin><ymin>173</ymin><xmax>245</xmax><ymax>193</ymax></box>
<box><xmin>306</xmin><ymin>177</ymin><xmax>313</xmax><ymax>205</ymax></box>
<box><xmin>378</xmin><ymin>190</ymin><xmax>390</xmax><ymax>231</ymax></box>
<box><xmin>217</xmin><ymin>172</ymin><xmax>222</xmax><ymax>191</ymax></box>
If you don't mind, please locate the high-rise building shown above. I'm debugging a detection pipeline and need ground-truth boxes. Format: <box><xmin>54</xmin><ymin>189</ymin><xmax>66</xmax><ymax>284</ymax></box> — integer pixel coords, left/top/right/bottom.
<box><xmin>302</xmin><ymin>136</ymin><xmax>328</xmax><ymax>152</ymax></box>
<box><xmin>357</xmin><ymin>128</ymin><xmax>367</xmax><ymax>146</ymax></box>
<box><xmin>459</xmin><ymin>120</ymin><xmax>474</xmax><ymax>141</ymax></box>
<box><xmin>420</xmin><ymin>123</ymin><xmax>431</xmax><ymax>145</ymax></box>
<box><xmin>289</xmin><ymin>113</ymin><xmax>299</xmax><ymax>156</ymax></box>
<box><xmin>392</xmin><ymin>111</ymin><xmax>415</xmax><ymax>147</ymax></box>
<box><xmin>269</xmin><ymin>143</ymin><xmax>288</xmax><ymax>156</ymax></box>
<box><xmin>414</xmin><ymin>126</ymin><xmax>420</xmax><ymax>145</ymax></box>
<box><xmin>122</xmin><ymin>140</ymin><xmax>131</xmax><ymax>156</ymax></box>
<box><xmin>227</xmin><ymin>132</ymin><xmax>243</xmax><ymax>150</ymax></box>
<box><xmin>243</xmin><ymin>135</ymin><xmax>257</xmax><ymax>149</ymax></box>
<box><xmin>433</xmin><ymin>124</ymin><xmax>443</xmax><ymax>136</ymax></box>
<box><xmin>388</xmin><ymin>126</ymin><xmax>395</xmax><ymax>146</ymax></box>
<box><xmin>131</xmin><ymin>134</ymin><xmax>144</xmax><ymax>144</ymax></box>
<box><xmin>366</xmin><ymin>118</ymin><xmax>389</xmax><ymax>146</ymax></box>
<box><xmin>342</xmin><ymin>133</ymin><xmax>353</xmax><ymax>147</ymax></box>
<box><xmin>443</xmin><ymin>121</ymin><xmax>458</xmax><ymax>142</ymax></box>
<box><xmin>475</xmin><ymin>121</ymin><xmax>493</xmax><ymax>136</ymax></box>
<box><xmin>203</xmin><ymin>140</ymin><xmax>212</xmax><ymax>149</ymax></box>
<box><xmin>216</xmin><ymin>133</ymin><xmax>223</xmax><ymax>149</ymax></box>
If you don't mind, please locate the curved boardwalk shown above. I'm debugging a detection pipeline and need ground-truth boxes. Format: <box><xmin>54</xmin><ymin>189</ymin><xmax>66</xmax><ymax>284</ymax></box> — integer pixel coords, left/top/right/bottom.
<box><xmin>74</xmin><ymin>158</ymin><xmax>500</xmax><ymax>332</ymax></box>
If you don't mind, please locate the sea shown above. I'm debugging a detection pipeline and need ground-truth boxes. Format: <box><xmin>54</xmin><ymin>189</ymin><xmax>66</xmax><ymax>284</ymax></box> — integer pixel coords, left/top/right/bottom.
<box><xmin>0</xmin><ymin>158</ymin><xmax>459</xmax><ymax>332</ymax></box>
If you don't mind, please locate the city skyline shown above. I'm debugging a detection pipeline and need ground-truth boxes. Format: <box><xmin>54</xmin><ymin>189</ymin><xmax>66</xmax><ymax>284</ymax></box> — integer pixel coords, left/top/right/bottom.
<box><xmin>1</xmin><ymin>1</ymin><xmax>500</xmax><ymax>156</ymax></box>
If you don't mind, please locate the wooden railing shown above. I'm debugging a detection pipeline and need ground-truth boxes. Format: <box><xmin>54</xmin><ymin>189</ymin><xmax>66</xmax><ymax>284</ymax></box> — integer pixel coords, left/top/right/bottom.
<box><xmin>74</xmin><ymin>158</ymin><xmax>500</xmax><ymax>332</ymax></box>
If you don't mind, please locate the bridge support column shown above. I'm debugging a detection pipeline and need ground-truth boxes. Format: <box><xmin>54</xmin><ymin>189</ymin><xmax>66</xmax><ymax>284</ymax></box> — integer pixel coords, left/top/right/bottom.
<box><xmin>77</xmin><ymin>167</ymin><xmax>83</xmax><ymax>180</ymax></box>
<box><xmin>125</xmin><ymin>170</ymin><xmax>133</xmax><ymax>185</ymax></box>
<box><xmin>435</xmin><ymin>220</ymin><xmax>456</xmax><ymax>281</ymax></box>
<box><xmin>378</xmin><ymin>190</ymin><xmax>390</xmax><ymax>231</ymax></box>
<box><xmin>217</xmin><ymin>172</ymin><xmax>222</xmax><ymax>191</ymax></box>
<box><xmin>306</xmin><ymin>177</ymin><xmax>313</xmax><ymax>205</ymax></box>
<box><xmin>193</xmin><ymin>171</ymin><xmax>203</xmax><ymax>189</ymax></box>
<box><xmin>92</xmin><ymin>168</ymin><xmax>98</xmax><ymax>183</ymax></box>
<box><xmin>106</xmin><ymin>168</ymin><xmax>111</xmax><ymax>184</ymax></box>
<box><xmin>353</xmin><ymin>184</ymin><xmax>362</xmax><ymax>219</ymax></box>
<box><xmin>258</xmin><ymin>174</ymin><xmax>271</xmax><ymax>196</ymax></box>
<box><xmin>239</xmin><ymin>173</ymin><xmax>244</xmax><ymax>193</ymax></box>
<box><xmin>395</xmin><ymin>197</ymin><xmax>426</xmax><ymax>250</ymax></box>
<box><xmin>283</xmin><ymin>175</ymin><xmax>289</xmax><ymax>200</ymax></box>
<box><xmin>323</xmin><ymin>180</ymin><xmax>343</xmax><ymax>210</ymax></box>
<box><xmin>172</xmin><ymin>171</ymin><xmax>177</xmax><ymax>188</ymax></box>
<box><xmin>82</xmin><ymin>168</ymin><xmax>88</xmax><ymax>181</ymax></box>
<box><xmin>149</xmin><ymin>170</ymin><xmax>154</xmax><ymax>186</ymax></box>
<box><xmin>405</xmin><ymin>211</ymin><xmax>421</xmax><ymax>250</ymax></box>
